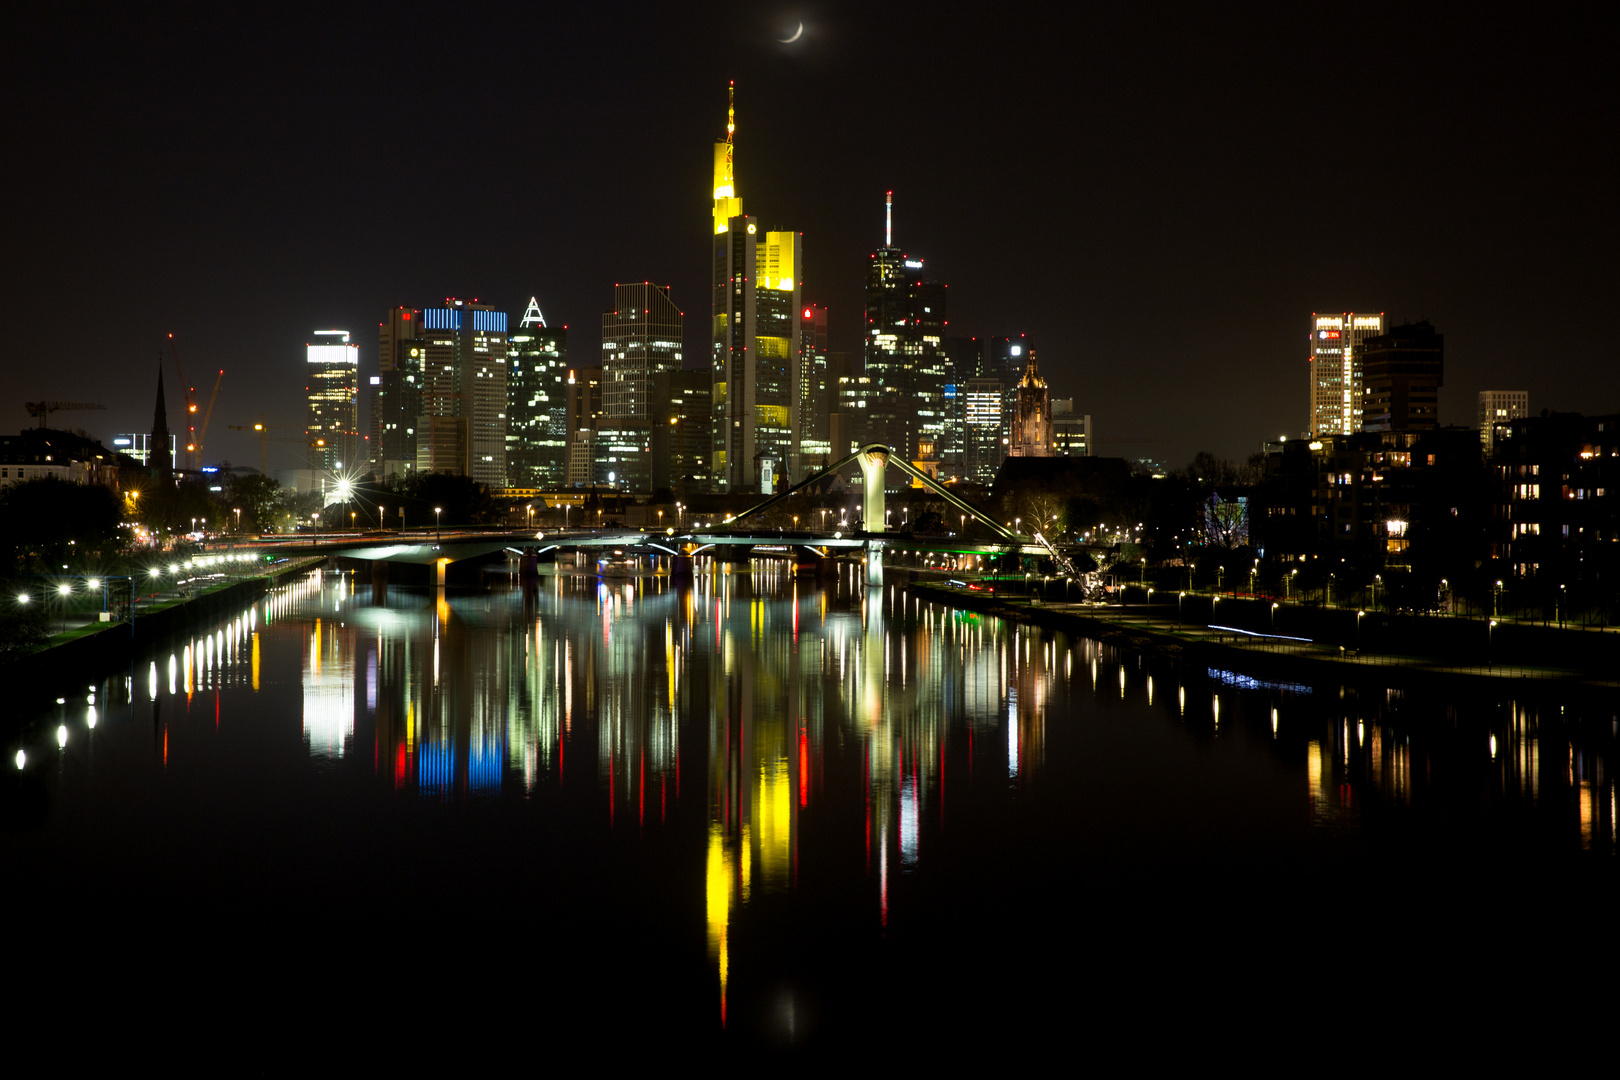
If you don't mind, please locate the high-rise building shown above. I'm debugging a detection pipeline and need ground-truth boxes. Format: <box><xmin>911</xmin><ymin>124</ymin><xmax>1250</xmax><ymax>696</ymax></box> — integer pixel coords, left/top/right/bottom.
<box><xmin>650</xmin><ymin>370</ymin><xmax>713</xmax><ymax>495</ymax></box>
<box><xmin>1479</xmin><ymin>390</ymin><xmax>1529</xmax><ymax>455</ymax></box>
<box><xmin>984</xmin><ymin>334</ymin><xmax>1033</xmax><ymax>381</ymax></box>
<box><xmin>602</xmin><ymin>283</ymin><xmax>682</xmax><ymax>421</ymax></box>
<box><xmin>709</xmin><ymin>83</ymin><xmax>803</xmax><ymax>493</ymax></box>
<box><xmin>305</xmin><ymin>330</ymin><xmax>359</xmax><ymax>476</ymax></box>
<box><xmin>984</xmin><ymin>334</ymin><xmax>1034</xmax><ymax>453</ymax></box>
<box><xmin>941</xmin><ymin>336</ymin><xmax>983</xmax><ymax>476</ymax></box>
<box><xmin>565</xmin><ymin>366</ymin><xmax>602</xmax><ymax>487</ymax></box>
<box><xmin>507</xmin><ymin>298</ymin><xmax>569</xmax><ymax>489</ymax></box>
<box><xmin>798</xmin><ymin>302</ymin><xmax>828</xmax><ymax>444</ymax></box>
<box><xmin>1361</xmin><ymin>321</ymin><xmax>1443</xmax><ymax>433</ymax></box>
<box><xmin>412</xmin><ymin>299</ymin><xmax>509</xmax><ymax>486</ymax></box>
<box><xmin>1309</xmin><ymin>312</ymin><xmax>1383</xmax><ymax>436</ymax></box>
<box><xmin>1051</xmin><ymin>399</ymin><xmax>1092</xmax><ymax>457</ymax></box>
<box><xmin>962</xmin><ymin>375</ymin><xmax>1005</xmax><ymax>484</ymax></box>
<box><xmin>858</xmin><ymin>193</ymin><xmax>949</xmax><ymax>471</ymax></box>
<box><xmin>375</xmin><ymin>306</ymin><xmax>424</xmax><ymax>479</ymax></box>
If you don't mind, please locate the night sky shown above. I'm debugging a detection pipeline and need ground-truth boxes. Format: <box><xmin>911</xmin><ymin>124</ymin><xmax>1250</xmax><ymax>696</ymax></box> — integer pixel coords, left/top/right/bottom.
<box><xmin>4</xmin><ymin>1</ymin><xmax>1615</xmax><ymax>473</ymax></box>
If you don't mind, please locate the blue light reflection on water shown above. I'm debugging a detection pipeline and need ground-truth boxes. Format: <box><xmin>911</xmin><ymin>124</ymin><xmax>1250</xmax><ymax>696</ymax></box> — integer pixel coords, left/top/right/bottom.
<box><xmin>4</xmin><ymin>564</ymin><xmax>1617</xmax><ymax>1053</ymax></box>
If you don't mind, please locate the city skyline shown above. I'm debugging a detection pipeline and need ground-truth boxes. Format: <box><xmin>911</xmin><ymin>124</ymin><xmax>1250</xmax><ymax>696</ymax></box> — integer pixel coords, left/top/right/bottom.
<box><xmin>2</xmin><ymin>4</ymin><xmax>1615</xmax><ymax>474</ymax></box>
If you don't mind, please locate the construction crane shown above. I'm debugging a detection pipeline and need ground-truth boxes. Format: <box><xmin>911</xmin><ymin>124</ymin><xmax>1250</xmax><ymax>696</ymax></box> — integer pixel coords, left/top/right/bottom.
<box><xmin>228</xmin><ymin>413</ymin><xmax>273</xmax><ymax>475</ymax></box>
<box><xmin>194</xmin><ymin>369</ymin><xmax>224</xmax><ymax>466</ymax></box>
<box><xmin>167</xmin><ymin>333</ymin><xmax>199</xmax><ymax>470</ymax></box>
<box><xmin>227</xmin><ymin>415</ymin><xmax>317</xmax><ymax>477</ymax></box>
<box><xmin>24</xmin><ymin>401</ymin><xmax>106</xmax><ymax>428</ymax></box>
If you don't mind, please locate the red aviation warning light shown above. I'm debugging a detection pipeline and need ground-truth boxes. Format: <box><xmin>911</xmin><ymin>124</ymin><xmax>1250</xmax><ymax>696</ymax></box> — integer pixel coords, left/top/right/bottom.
<box><xmin>803</xmin><ymin>308</ymin><xmax>813</xmax><ymax>319</ymax></box>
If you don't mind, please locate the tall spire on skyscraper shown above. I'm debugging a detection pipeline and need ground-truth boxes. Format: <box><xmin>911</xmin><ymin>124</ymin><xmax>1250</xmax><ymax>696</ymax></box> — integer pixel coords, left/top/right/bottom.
<box><xmin>712</xmin><ymin>81</ymin><xmax>742</xmax><ymax>234</ymax></box>
<box><xmin>885</xmin><ymin>190</ymin><xmax>893</xmax><ymax>247</ymax></box>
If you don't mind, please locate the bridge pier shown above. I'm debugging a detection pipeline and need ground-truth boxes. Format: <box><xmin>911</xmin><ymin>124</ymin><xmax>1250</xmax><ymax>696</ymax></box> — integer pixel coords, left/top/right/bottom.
<box><xmin>865</xmin><ymin>539</ymin><xmax>885</xmax><ymax>587</ymax></box>
<box><xmin>858</xmin><ymin>447</ymin><xmax>888</xmax><ymax>533</ymax></box>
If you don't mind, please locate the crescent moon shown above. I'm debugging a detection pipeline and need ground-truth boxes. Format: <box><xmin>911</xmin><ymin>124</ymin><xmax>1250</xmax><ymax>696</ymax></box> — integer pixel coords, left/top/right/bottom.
<box><xmin>779</xmin><ymin>22</ymin><xmax>803</xmax><ymax>44</ymax></box>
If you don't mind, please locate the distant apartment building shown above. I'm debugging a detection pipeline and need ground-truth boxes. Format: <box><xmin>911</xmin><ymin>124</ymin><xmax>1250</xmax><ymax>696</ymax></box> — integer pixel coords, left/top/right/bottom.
<box><xmin>1489</xmin><ymin>411</ymin><xmax>1619</xmax><ymax>586</ymax></box>
<box><xmin>1479</xmin><ymin>390</ymin><xmax>1529</xmax><ymax>455</ymax></box>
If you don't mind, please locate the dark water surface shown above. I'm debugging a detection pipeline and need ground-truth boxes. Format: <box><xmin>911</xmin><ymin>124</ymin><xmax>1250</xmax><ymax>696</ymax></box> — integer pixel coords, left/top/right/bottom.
<box><xmin>6</xmin><ymin>566</ymin><xmax>1616</xmax><ymax>1060</ymax></box>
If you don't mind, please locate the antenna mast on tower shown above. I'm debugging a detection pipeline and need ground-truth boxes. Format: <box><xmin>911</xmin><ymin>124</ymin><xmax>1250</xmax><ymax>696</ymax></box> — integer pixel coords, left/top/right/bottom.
<box><xmin>885</xmin><ymin>190</ymin><xmax>893</xmax><ymax>247</ymax></box>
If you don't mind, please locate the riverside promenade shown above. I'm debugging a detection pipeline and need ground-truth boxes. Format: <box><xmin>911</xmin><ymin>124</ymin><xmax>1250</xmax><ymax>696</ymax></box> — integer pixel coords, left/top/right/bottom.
<box><xmin>907</xmin><ymin>580</ymin><xmax>1620</xmax><ymax>693</ymax></box>
<box><xmin>0</xmin><ymin>556</ymin><xmax>325</xmax><ymax>712</ymax></box>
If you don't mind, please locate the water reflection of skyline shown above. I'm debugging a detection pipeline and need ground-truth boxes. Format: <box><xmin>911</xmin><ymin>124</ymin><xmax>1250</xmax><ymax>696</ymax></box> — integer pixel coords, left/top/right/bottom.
<box><xmin>13</xmin><ymin>564</ymin><xmax>1614</xmax><ymax>1039</ymax></box>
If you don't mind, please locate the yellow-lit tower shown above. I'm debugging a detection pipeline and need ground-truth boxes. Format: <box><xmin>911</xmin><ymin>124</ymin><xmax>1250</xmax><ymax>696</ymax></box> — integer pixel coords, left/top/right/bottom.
<box><xmin>710</xmin><ymin>81</ymin><xmax>803</xmax><ymax>492</ymax></box>
<box><xmin>712</xmin><ymin>81</ymin><xmax>742</xmax><ymax>234</ymax></box>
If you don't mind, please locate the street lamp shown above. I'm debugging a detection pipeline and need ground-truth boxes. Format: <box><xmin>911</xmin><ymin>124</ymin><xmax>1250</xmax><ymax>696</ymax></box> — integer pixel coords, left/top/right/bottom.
<box><xmin>434</xmin><ymin>507</ymin><xmax>442</xmax><ymax>539</ymax></box>
<box><xmin>1493</xmin><ymin>579</ymin><xmax>1503</xmax><ymax>619</ymax></box>
<box><xmin>1356</xmin><ymin>610</ymin><xmax>1364</xmax><ymax>653</ymax></box>
<box><xmin>1178</xmin><ymin>590</ymin><xmax>1185</xmax><ymax>626</ymax></box>
<box><xmin>1271</xmin><ymin>601</ymin><xmax>1279</xmax><ymax>633</ymax></box>
<box><xmin>1488</xmin><ymin>618</ymin><xmax>1497</xmax><ymax>668</ymax></box>
<box><xmin>527</xmin><ymin>504</ymin><xmax>534</xmax><ymax>530</ymax></box>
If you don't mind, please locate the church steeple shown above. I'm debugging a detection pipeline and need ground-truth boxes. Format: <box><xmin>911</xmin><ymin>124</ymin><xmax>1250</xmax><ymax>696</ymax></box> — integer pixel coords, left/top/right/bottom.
<box><xmin>150</xmin><ymin>360</ymin><xmax>173</xmax><ymax>475</ymax></box>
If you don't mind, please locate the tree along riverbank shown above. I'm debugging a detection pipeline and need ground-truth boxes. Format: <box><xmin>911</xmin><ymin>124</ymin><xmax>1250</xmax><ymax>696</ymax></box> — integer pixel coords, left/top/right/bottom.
<box><xmin>905</xmin><ymin>581</ymin><xmax>1620</xmax><ymax>696</ymax></box>
<box><xmin>0</xmin><ymin>557</ymin><xmax>325</xmax><ymax>717</ymax></box>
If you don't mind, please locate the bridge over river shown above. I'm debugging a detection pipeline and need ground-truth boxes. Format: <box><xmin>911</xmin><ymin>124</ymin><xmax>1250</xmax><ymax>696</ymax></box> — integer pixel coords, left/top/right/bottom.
<box><xmin>240</xmin><ymin>445</ymin><xmax>1104</xmax><ymax>585</ymax></box>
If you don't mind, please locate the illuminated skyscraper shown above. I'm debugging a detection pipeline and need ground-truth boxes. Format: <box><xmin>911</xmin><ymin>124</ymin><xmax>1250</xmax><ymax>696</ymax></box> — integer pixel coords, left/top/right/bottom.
<box><xmin>375</xmin><ymin>306</ymin><xmax>424</xmax><ymax>479</ymax></box>
<box><xmin>305</xmin><ymin>330</ymin><xmax>359</xmax><ymax>475</ymax></box>
<box><xmin>709</xmin><ymin>82</ymin><xmax>803</xmax><ymax>493</ymax></box>
<box><xmin>507</xmin><ymin>297</ymin><xmax>569</xmax><ymax>488</ymax></box>
<box><xmin>1308</xmin><ymin>311</ymin><xmax>1383</xmax><ymax>436</ymax></box>
<box><xmin>963</xmin><ymin>375</ymin><xmax>1005</xmax><ymax>484</ymax></box>
<box><xmin>796</xmin><ymin>303</ymin><xmax>831</xmax><ymax>467</ymax></box>
<box><xmin>602</xmin><ymin>283</ymin><xmax>682</xmax><ymax>421</ymax></box>
<box><xmin>858</xmin><ymin>192</ymin><xmax>948</xmax><ymax>472</ymax></box>
<box><xmin>413</xmin><ymin>299</ymin><xmax>508</xmax><ymax>486</ymax></box>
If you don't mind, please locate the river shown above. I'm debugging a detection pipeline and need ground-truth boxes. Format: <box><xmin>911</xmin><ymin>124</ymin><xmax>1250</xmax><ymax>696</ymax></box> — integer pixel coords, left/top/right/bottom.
<box><xmin>4</xmin><ymin>564</ymin><xmax>1615</xmax><ymax>1060</ymax></box>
